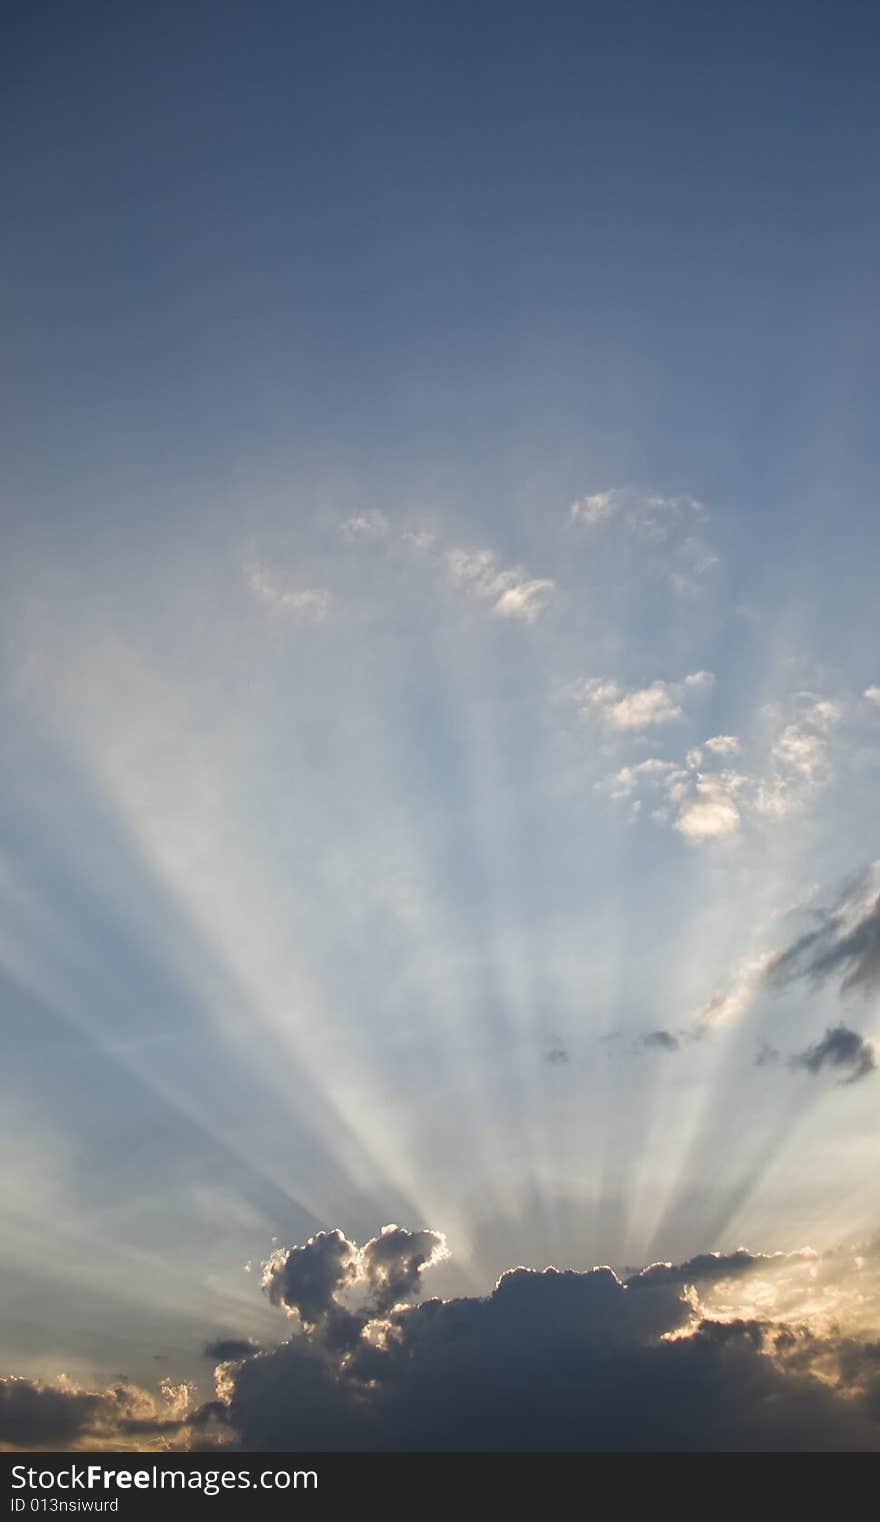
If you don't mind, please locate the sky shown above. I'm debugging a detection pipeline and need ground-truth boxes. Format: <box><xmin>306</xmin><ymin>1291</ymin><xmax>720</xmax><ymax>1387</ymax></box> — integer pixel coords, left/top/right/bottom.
<box><xmin>2</xmin><ymin>1</ymin><xmax>880</xmax><ymax>1451</ymax></box>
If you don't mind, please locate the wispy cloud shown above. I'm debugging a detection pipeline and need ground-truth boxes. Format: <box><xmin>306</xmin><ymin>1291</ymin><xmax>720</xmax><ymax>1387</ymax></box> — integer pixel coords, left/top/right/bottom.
<box><xmin>569</xmin><ymin>488</ymin><xmax>705</xmax><ymax>538</ymax></box>
<box><xmin>765</xmin><ymin>863</ymin><xmax>880</xmax><ymax>997</ymax></box>
<box><xmin>244</xmin><ymin>562</ymin><xmax>331</xmax><ymax>620</ymax></box>
<box><xmin>339</xmin><ymin>511</ymin><xmax>391</xmax><ymax>544</ymax></box>
<box><xmin>445</xmin><ymin>548</ymin><xmax>556</xmax><ymax>623</ymax></box>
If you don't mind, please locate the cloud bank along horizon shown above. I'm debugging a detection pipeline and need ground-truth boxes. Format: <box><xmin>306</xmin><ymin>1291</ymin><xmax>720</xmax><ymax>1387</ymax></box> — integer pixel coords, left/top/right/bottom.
<box><xmin>5</xmin><ymin>1224</ymin><xmax>880</xmax><ymax>1451</ymax></box>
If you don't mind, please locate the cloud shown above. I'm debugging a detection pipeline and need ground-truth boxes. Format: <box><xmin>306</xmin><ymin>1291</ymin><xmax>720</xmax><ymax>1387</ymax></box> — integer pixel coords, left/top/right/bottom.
<box><xmin>695</xmin><ymin>951</ymin><xmax>778</xmax><ymax>1034</ymax></box>
<box><xmin>332</xmin><ymin>512</ymin><xmax>555</xmax><ymax>623</ymax></box>
<box><xmin>790</xmin><ymin>1025</ymin><xmax>876</xmax><ymax>1085</ymax></box>
<box><xmin>568</xmin><ymin>489</ymin><xmax>705</xmax><ymax>539</ymax></box>
<box><xmin>754</xmin><ymin>698</ymin><xmax>843</xmax><ymax>820</ymax></box>
<box><xmin>339</xmin><ymin>511</ymin><xmax>390</xmax><ymax>543</ymax></box>
<box><xmin>675</xmin><ymin>771</ymin><xmax>746</xmax><ymax>842</ymax></box>
<box><xmin>685</xmin><ymin>733</ymin><xmax>739</xmax><ymax>767</ymax></box>
<box><xmin>568</xmin><ymin>489</ymin><xmax>718</xmax><ymax>594</ymax></box>
<box><xmin>765</xmin><ymin>865</ymin><xmax>880</xmax><ymax>997</ymax></box>
<box><xmin>222</xmin><ymin>1233</ymin><xmax>880</xmax><ymax>1451</ymax></box>
<box><xmin>0</xmin><ymin>1375</ymin><xmax>222</xmax><ymax>1452</ymax></box>
<box><xmin>574</xmin><ymin>671</ymin><xmax>713</xmax><ymax>733</ymax></box>
<box><xmin>261</xmin><ymin>1225</ymin><xmax>448</xmax><ymax>1344</ymax></box>
<box><xmin>243</xmin><ymin>562</ymin><xmax>331</xmax><ymax>620</ymax></box>
<box><xmin>546</xmin><ymin>1047</ymin><xmax>569</xmax><ymax>1065</ymax></box>
<box><xmin>5</xmin><ymin>1234</ymin><xmax>880</xmax><ymax>1451</ymax></box>
<box><xmin>865</xmin><ymin>686</ymin><xmax>880</xmax><ymax>707</ymax></box>
<box><xmin>203</xmin><ymin>1338</ymin><xmax>261</xmax><ymax>1363</ymax></box>
<box><xmin>601</xmin><ymin>691</ymin><xmax>846</xmax><ymax>844</ymax></box>
<box><xmin>639</xmin><ymin>1030</ymin><xmax>680</xmax><ymax>1052</ymax></box>
<box><xmin>569</xmin><ymin>489</ymin><xmax>622</xmax><ymax>526</ymax></box>
<box><xmin>262</xmin><ymin>1228</ymin><xmax>359</xmax><ymax>1327</ymax></box>
<box><xmin>446</xmin><ymin>548</ymin><xmax>555</xmax><ymax>623</ymax></box>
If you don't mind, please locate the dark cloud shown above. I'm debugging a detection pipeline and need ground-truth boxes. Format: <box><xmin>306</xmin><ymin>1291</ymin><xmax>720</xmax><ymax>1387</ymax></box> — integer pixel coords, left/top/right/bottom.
<box><xmin>5</xmin><ymin>1233</ymin><xmax>880</xmax><ymax>1452</ymax></box>
<box><xmin>790</xmin><ymin>1024</ymin><xmax>876</xmax><ymax>1085</ymax></box>
<box><xmin>360</xmin><ymin>1226</ymin><xmax>447</xmax><ymax>1313</ymax></box>
<box><xmin>203</xmin><ymin>1338</ymin><xmax>261</xmax><ymax>1362</ymax></box>
<box><xmin>546</xmin><ymin>1047</ymin><xmax>569</xmax><ymax>1065</ymax></box>
<box><xmin>260</xmin><ymin>1224</ymin><xmax>447</xmax><ymax>1351</ymax></box>
<box><xmin>262</xmin><ymin>1227</ymin><xmax>357</xmax><ymax>1326</ymax></box>
<box><xmin>639</xmin><ymin>1030</ymin><xmax>679</xmax><ymax>1052</ymax></box>
<box><xmin>0</xmin><ymin>1377</ymin><xmax>106</xmax><ymax>1449</ymax></box>
<box><xmin>766</xmin><ymin>880</ymin><xmax>880</xmax><ymax>998</ymax></box>
<box><xmin>0</xmin><ymin>1376</ymin><xmax>227</xmax><ymax>1452</ymax></box>
<box><xmin>226</xmin><ymin>1243</ymin><xmax>880</xmax><ymax>1451</ymax></box>
<box><xmin>626</xmin><ymin>1249</ymin><xmax>800</xmax><ymax>1290</ymax></box>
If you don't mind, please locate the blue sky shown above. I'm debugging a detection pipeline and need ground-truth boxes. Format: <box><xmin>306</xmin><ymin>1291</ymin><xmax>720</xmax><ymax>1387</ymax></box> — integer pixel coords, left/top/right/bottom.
<box><xmin>2</xmin><ymin>2</ymin><xmax>880</xmax><ymax>1449</ymax></box>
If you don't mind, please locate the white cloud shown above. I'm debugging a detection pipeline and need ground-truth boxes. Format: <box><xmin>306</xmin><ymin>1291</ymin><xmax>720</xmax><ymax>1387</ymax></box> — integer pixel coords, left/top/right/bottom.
<box><xmin>244</xmin><ymin>563</ymin><xmax>331</xmax><ymax>620</ymax></box>
<box><xmin>694</xmin><ymin>950</ymin><xmax>778</xmax><ymax>1032</ymax></box>
<box><xmin>446</xmin><ymin>548</ymin><xmax>555</xmax><ymax>623</ymax></box>
<box><xmin>606</xmin><ymin>759</ymin><xmax>685</xmax><ymax>799</ymax></box>
<box><xmin>569</xmin><ymin>490</ymin><xmax>621</xmax><ymax>525</ymax></box>
<box><xmin>600</xmin><ymin>692</ymin><xmax>845</xmax><ymax>844</ymax></box>
<box><xmin>686</xmin><ymin>734</ymin><xmax>740</xmax><ymax>769</ymax></box>
<box><xmin>569</xmin><ymin>487</ymin><xmax>706</xmax><ymax>537</ymax></box>
<box><xmin>675</xmin><ymin>772</ymin><xmax>746</xmax><ymax>843</ymax></box>
<box><xmin>332</xmin><ymin>514</ymin><xmax>555</xmax><ymax>625</ymax></box>
<box><xmin>340</xmin><ymin>510</ymin><xmax>390</xmax><ymax>543</ymax></box>
<box><xmin>569</xmin><ymin>488</ymin><xmax>717</xmax><ymax>595</ymax></box>
<box><xmin>755</xmin><ymin>700</ymin><xmax>842</xmax><ymax>818</ymax></box>
<box><xmin>574</xmin><ymin>671</ymin><xmax>714</xmax><ymax>733</ymax></box>
<box><xmin>864</xmin><ymin>686</ymin><xmax>880</xmax><ymax>706</ymax></box>
<box><xmin>704</xmin><ymin>734</ymin><xmax>741</xmax><ymax>756</ymax></box>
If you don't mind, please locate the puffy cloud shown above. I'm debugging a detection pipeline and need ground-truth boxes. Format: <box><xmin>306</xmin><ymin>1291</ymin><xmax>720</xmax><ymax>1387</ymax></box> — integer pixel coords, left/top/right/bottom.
<box><xmin>865</xmin><ymin>686</ymin><xmax>880</xmax><ymax>707</ymax></box>
<box><xmin>223</xmin><ymin>1234</ymin><xmax>880</xmax><ymax>1451</ymax></box>
<box><xmin>574</xmin><ymin>671</ymin><xmax>713</xmax><ymax>733</ymax></box>
<box><xmin>754</xmin><ymin>698</ymin><xmax>843</xmax><ymax>819</ymax></box>
<box><xmin>262</xmin><ymin>1228</ymin><xmax>359</xmax><ymax>1327</ymax></box>
<box><xmin>6</xmin><ymin>1235</ymin><xmax>880</xmax><ymax>1452</ymax></box>
<box><xmin>601</xmin><ymin>692</ymin><xmax>845</xmax><ymax>844</ymax></box>
<box><xmin>446</xmin><ymin>548</ymin><xmax>555</xmax><ymax>623</ymax></box>
<box><xmin>675</xmin><ymin>771</ymin><xmax>746</xmax><ymax>842</ymax></box>
<box><xmin>361</xmin><ymin>1225</ymin><xmax>449</xmax><ymax>1311</ymax></box>
<box><xmin>790</xmin><ymin>1025</ymin><xmax>876</xmax><ymax>1086</ymax></box>
<box><xmin>261</xmin><ymin>1225</ymin><xmax>447</xmax><ymax>1345</ymax></box>
<box><xmin>0</xmin><ymin>1375</ymin><xmax>221</xmax><ymax>1452</ymax></box>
